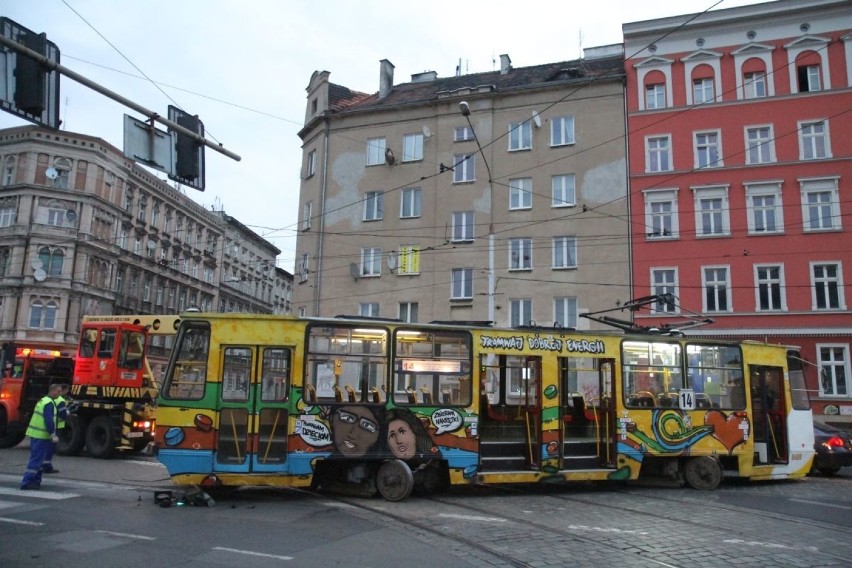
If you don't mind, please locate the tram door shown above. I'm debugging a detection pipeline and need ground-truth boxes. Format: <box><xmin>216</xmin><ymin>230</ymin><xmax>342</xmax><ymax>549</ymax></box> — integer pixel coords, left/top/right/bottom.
<box><xmin>214</xmin><ymin>346</ymin><xmax>291</xmax><ymax>473</ymax></box>
<box><xmin>559</xmin><ymin>357</ymin><xmax>615</xmax><ymax>469</ymax></box>
<box><xmin>750</xmin><ymin>365</ymin><xmax>788</xmax><ymax>465</ymax></box>
<box><xmin>479</xmin><ymin>355</ymin><xmax>541</xmax><ymax>471</ymax></box>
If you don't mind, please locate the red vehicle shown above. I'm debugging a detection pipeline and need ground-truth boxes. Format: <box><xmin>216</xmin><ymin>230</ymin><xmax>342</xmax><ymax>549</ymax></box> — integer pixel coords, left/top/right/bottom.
<box><xmin>0</xmin><ymin>345</ymin><xmax>74</xmax><ymax>448</ymax></box>
<box><xmin>58</xmin><ymin>315</ymin><xmax>181</xmax><ymax>458</ymax></box>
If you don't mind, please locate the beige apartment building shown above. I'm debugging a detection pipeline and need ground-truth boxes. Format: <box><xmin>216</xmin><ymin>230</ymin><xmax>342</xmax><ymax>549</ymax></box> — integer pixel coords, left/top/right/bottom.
<box><xmin>0</xmin><ymin>125</ymin><xmax>291</xmax><ymax>360</ymax></box>
<box><xmin>294</xmin><ymin>47</ymin><xmax>629</xmax><ymax>328</ymax></box>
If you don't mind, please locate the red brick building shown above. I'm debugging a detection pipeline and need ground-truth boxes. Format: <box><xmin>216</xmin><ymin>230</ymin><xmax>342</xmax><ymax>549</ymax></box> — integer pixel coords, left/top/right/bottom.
<box><xmin>623</xmin><ymin>0</ymin><xmax>852</xmax><ymax>424</ymax></box>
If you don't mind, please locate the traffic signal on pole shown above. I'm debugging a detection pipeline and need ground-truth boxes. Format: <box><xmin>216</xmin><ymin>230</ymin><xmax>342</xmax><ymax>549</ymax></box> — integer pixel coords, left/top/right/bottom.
<box><xmin>168</xmin><ymin>105</ymin><xmax>205</xmax><ymax>191</ymax></box>
<box><xmin>13</xmin><ymin>31</ymin><xmax>47</xmax><ymax>115</ymax></box>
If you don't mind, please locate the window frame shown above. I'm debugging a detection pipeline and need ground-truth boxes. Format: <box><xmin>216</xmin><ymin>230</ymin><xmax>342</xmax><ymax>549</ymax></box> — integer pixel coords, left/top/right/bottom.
<box><xmin>551</xmin><ymin>174</ymin><xmax>576</xmax><ymax>207</ymax></box>
<box><xmin>508</xmin><ymin>121</ymin><xmax>532</xmax><ymax>151</ymax></box>
<box><xmin>702</xmin><ymin>265</ymin><xmax>732</xmax><ymax>313</ymax></box>
<box><xmin>817</xmin><ymin>344</ymin><xmax>850</xmax><ymax>397</ymax></box>
<box><xmin>360</xmin><ymin>247</ymin><xmax>382</xmax><ymax>277</ymax></box>
<box><xmin>451</xmin><ymin>211</ymin><xmax>474</xmax><ymax>242</ymax></box>
<box><xmin>363</xmin><ymin>191</ymin><xmax>384</xmax><ymax>221</ymax></box>
<box><xmin>509</xmin><ymin>238</ymin><xmax>533</xmax><ymax>271</ymax></box>
<box><xmin>645</xmin><ymin>135</ymin><xmax>672</xmax><ymax>173</ymax></box>
<box><xmin>800</xmin><ymin>178</ymin><xmax>840</xmax><ymax>233</ymax></box>
<box><xmin>553</xmin><ymin>296</ymin><xmax>578</xmax><ymax>328</ymax></box>
<box><xmin>694</xmin><ymin>130</ymin><xmax>722</xmax><ymax>169</ymax></box>
<box><xmin>552</xmin><ymin>236</ymin><xmax>577</xmax><ymax>270</ymax></box>
<box><xmin>693</xmin><ymin>186</ymin><xmax>730</xmax><ymax>238</ymax></box>
<box><xmin>451</xmin><ymin>268</ymin><xmax>473</xmax><ymax>300</ymax></box>
<box><xmin>366</xmin><ymin>137</ymin><xmax>387</xmax><ymax>166</ymax></box>
<box><xmin>754</xmin><ymin>264</ymin><xmax>786</xmax><ymax>312</ymax></box>
<box><xmin>509</xmin><ymin>178</ymin><xmax>532</xmax><ymax>210</ymax></box>
<box><xmin>400</xmin><ymin>187</ymin><xmax>422</xmax><ymax>219</ymax></box>
<box><xmin>402</xmin><ymin>133</ymin><xmax>424</xmax><ymax>162</ymax></box>
<box><xmin>453</xmin><ymin>154</ymin><xmax>475</xmax><ymax>183</ymax></box>
<box><xmin>645</xmin><ymin>83</ymin><xmax>666</xmax><ymax>109</ymax></box>
<box><xmin>745</xmin><ymin>183</ymin><xmax>783</xmax><ymax>235</ymax></box>
<box><xmin>799</xmin><ymin>120</ymin><xmax>830</xmax><ymax>160</ymax></box>
<box><xmin>745</xmin><ymin>125</ymin><xmax>775</xmax><ymax>165</ymax></box>
<box><xmin>810</xmin><ymin>262</ymin><xmax>845</xmax><ymax>310</ymax></box>
<box><xmin>550</xmin><ymin>116</ymin><xmax>575</xmax><ymax>147</ymax></box>
<box><xmin>509</xmin><ymin>298</ymin><xmax>532</xmax><ymax>327</ymax></box>
<box><xmin>650</xmin><ymin>268</ymin><xmax>679</xmax><ymax>314</ymax></box>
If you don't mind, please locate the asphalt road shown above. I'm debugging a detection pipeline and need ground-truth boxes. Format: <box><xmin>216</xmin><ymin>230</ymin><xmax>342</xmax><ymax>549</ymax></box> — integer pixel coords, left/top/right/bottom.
<box><xmin>1</xmin><ymin>441</ymin><xmax>851</xmax><ymax>568</ymax></box>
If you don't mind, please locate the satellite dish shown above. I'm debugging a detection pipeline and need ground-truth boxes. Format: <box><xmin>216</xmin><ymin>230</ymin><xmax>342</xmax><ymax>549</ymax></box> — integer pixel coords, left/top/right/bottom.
<box><xmin>385</xmin><ymin>147</ymin><xmax>396</xmax><ymax>165</ymax></box>
<box><xmin>147</xmin><ymin>239</ymin><xmax>157</xmax><ymax>250</ymax></box>
<box><xmin>31</xmin><ymin>259</ymin><xmax>43</xmax><ymax>270</ymax></box>
<box><xmin>65</xmin><ymin>210</ymin><xmax>77</xmax><ymax>223</ymax></box>
<box><xmin>45</xmin><ymin>167</ymin><xmax>58</xmax><ymax>180</ymax></box>
<box><xmin>422</xmin><ymin>125</ymin><xmax>432</xmax><ymax>138</ymax></box>
<box><xmin>532</xmin><ymin>111</ymin><xmax>542</xmax><ymax>128</ymax></box>
<box><xmin>387</xmin><ymin>251</ymin><xmax>397</xmax><ymax>271</ymax></box>
<box><xmin>33</xmin><ymin>268</ymin><xmax>47</xmax><ymax>282</ymax></box>
<box><xmin>349</xmin><ymin>262</ymin><xmax>360</xmax><ymax>280</ymax></box>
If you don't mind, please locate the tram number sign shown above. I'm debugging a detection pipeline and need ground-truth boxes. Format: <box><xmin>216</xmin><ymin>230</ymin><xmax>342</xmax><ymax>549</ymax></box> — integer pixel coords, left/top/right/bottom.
<box><xmin>679</xmin><ymin>389</ymin><xmax>696</xmax><ymax>410</ymax></box>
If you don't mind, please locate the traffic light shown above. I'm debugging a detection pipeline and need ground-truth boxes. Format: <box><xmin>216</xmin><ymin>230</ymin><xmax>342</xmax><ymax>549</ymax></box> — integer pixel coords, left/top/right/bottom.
<box><xmin>168</xmin><ymin>105</ymin><xmax>205</xmax><ymax>191</ymax></box>
<box><xmin>13</xmin><ymin>31</ymin><xmax>47</xmax><ymax>115</ymax></box>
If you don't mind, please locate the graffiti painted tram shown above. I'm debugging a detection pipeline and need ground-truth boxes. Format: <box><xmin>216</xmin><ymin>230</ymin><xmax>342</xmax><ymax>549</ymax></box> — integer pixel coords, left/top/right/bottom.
<box><xmin>154</xmin><ymin>312</ymin><xmax>814</xmax><ymax>500</ymax></box>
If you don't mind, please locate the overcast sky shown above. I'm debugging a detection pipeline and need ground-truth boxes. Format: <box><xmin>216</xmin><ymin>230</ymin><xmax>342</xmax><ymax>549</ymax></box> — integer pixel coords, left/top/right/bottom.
<box><xmin>0</xmin><ymin>0</ymin><xmax>764</xmax><ymax>272</ymax></box>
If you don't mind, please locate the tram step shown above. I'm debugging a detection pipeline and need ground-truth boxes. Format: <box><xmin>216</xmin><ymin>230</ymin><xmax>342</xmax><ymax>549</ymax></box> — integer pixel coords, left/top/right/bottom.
<box><xmin>480</xmin><ymin>440</ymin><xmax>529</xmax><ymax>458</ymax></box>
<box><xmin>563</xmin><ymin>440</ymin><xmax>598</xmax><ymax>456</ymax></box>
<box><xmin>562</xmin><ymin>455</ymin><xmax>601</xmax><ymax>469</ymax></box>
<box><xmin>480</xmin><ymin>455</ymin><xmax>529</xmax><ymax>471</ymax></box>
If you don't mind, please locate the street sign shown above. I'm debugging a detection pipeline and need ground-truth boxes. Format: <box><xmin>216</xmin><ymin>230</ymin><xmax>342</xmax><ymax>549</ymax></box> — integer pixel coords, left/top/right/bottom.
<box><xmin>123</xmin><ymin>115</ymin><xmax>172</xmax><ymax>175</ymax></box>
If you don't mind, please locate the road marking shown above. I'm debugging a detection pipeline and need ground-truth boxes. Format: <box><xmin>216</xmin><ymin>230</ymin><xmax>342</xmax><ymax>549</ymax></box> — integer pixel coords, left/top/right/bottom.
<box><xmin>0</xmin><ymin>517</ymin><xmax>44</xmax><ymax>526</ymax></box>
<box><xmin>438</xmin><ymin>513</ymin><xmax>507</xmax><ymax>523</ymax></box>
<box><xmin>96</xmin><ymin>530</ymin><xmax>156</xmax><ymax>541</ymax></box>
<box><xmin>567</xmin><ymin>524</ymin><xmax>650</xmax><ymax>536</ymax></box>
<box><xmin>789</xmin><ymin>498</ymin><xmax>852</xmax><ymax>510</ymax></box>
<box><xmin>213</xmin><ymin>547</ymin><xmax>293</xmax><ymax>560</ymax></box>
<box><xmin>724</xmin><ymin>539</ymin><xmax>819</xmax><ymax>552</ymax></box>
<box><xmin>0</xmin><ymin>487</ymin><xmax>78</xmax><ymax>500</ymax></box>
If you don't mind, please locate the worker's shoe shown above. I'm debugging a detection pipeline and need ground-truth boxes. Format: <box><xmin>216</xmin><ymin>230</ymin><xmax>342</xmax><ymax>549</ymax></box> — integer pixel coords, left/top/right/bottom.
<box><xmin>20</xmin><ymin>484</ymin><xmax>40</xmax><ymax>490</ymax></box>
<box><xmin>42</xmin><ymin>466</ymin><xmax>59</xmax><ymax>474</ymax></box>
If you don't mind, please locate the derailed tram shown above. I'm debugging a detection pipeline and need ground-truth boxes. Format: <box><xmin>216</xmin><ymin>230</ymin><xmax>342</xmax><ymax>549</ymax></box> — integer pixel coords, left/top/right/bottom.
<box><xmin>154</xmin><ymin>311</ymin><xmax>814</xmax><ymax>501</ymax></box>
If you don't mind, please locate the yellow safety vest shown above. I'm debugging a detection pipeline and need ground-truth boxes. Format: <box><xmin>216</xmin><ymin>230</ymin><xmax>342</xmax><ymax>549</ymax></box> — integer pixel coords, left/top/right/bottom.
<box><xmin>55</xmin><ymin>395</ymin><xmax>67</xmax><ymax>430</ymax></box>
<box><xmin>25</xmin><ymin>396</ymin><xmax>55</xmax><ymax>440</ymax></box>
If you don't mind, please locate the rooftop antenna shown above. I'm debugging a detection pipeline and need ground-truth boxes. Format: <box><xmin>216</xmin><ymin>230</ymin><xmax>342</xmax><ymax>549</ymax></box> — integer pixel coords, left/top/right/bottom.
<box><xmin>578</xmin><ymin>28</ymin><xmax>584</xmax><ymax>59</ymax></box>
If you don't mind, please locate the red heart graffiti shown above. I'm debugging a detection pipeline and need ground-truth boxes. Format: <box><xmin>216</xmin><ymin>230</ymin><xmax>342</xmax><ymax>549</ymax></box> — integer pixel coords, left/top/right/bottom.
<box><xmin>704</xmin><ymin>410</ymin><xmax>747</xmax><ymax>452</ymax></box>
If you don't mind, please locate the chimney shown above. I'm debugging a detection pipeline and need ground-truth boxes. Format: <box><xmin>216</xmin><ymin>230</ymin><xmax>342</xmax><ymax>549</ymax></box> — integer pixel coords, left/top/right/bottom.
<box><xmin>500</xmin><ymin>54</ymin><xmax>512</xmax><ymax>75</ymax></box>
<box><xmin>379</xmin><ymin>59</ymin><xmax>395</xmax><ymax>99</ymax></box>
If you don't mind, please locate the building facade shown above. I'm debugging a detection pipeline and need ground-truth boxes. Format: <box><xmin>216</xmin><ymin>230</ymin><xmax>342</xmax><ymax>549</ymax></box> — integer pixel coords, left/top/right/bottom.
<box><xmin>294</xmin><ymin>47</ymin><xmax>629</xmax><ymax>329</ymax></box>
<box><xmin>623</xmin><ymin>0</ymin><xmax>852</xmax><ymax>424</ymax></box>
<box><xmin>0</xmin><ymin>125</ymin><xmax>291</xmax><ymax>360</ymax></box>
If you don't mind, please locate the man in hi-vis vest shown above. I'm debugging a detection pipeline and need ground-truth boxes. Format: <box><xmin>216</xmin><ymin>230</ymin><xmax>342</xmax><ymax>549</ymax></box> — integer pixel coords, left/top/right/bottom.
<box><xmin>20</xmin><ymin>383</ymin><xmax>63</xmax><ymax>490</ymax></box>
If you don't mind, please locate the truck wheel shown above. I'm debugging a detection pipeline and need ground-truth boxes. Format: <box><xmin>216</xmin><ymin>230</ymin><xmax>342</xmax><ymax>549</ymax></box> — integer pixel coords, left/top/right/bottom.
<box><xmin>0</xmin><ymin>408</ymin><xmax>25</xmax><ymax>448</ymax></box>
<box><xmin>57</xmin><ymin>415</ymin><xmax>87</xmax><ymax>456</ymax></box>
<box><xmin>85</xmin><ymin>416</ymin><xmax>115</xmax><ymax>459</ymax></box>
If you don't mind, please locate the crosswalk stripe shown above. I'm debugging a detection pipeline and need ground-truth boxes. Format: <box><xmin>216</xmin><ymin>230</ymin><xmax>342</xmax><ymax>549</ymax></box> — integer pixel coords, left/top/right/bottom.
<box><xmin>0</xmin><ymin>487</ymin><xmax>79</xmax><ymax>500</ymax></box>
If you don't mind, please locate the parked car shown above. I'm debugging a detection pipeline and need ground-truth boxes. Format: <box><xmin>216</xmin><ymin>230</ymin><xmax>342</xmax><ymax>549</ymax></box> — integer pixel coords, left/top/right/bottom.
<box><xmin>811</xmin><ymin>421</ymin><xmax>852</xmax><ymax>475</ymax></box>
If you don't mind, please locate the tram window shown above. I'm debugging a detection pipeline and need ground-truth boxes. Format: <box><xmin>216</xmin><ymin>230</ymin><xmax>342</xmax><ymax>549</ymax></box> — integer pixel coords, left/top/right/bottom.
<box><xmin>223</xmin><ymin>347</ymin><xmax>252</xmax><ymax>402</ymax></box>
<box><xmin>687</xmin><ymin>344</ymin><xmax>744</xmax><ymax>409</ymax></box>
<box><xmin>560</xmin><ymin>357</ymin><xmax>599</xmax><ymax>404</ymax></box>
<box><xmin>787</xmin><ymin>352</ymin><xmax>811</xmax><ymax>411</ymax></box>
<box><xmin>261</xmin><ymin>347</ymin><xmax>291</xmax><ymax>402</ymax></box>
<box><xmin>394</xmin><ymin>329</ymin><xmax>471</xmax><ymax>406</ymax></box>
<box><xmin>163</xmin><ymin>323</ymin><xmax>210</xmax><ymax>400</ymax></box>
<box><xmin>305</xmin><ymin>325</ymin><xmax>388</xmax><ymax>404</ymax></box>
<box><xmin>623</xmin><ymin>341</ymin><xmax>682</xmax><ymax>408</ymax></box>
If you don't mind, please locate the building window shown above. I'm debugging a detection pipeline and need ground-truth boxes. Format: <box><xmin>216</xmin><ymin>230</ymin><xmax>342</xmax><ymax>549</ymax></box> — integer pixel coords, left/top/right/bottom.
<box><xmin>550</xmin><ymin>116</ymin><xmax>575</xmax><ymax>147</ymax></box>
<box><xmin>746</xmin><ymin>183</ymin><xmax>783</xmax><ymax>235</ymax></box>
<box><xmin>453</xmin><ymin>154</ymin><xmax>475</xmax><ymax>183</ymax></box>
<box><xmin>454</xmin><ymin>126</ymin><xmax>473</xmax><ymax>141</ymax></box>
<box><xmin>797</xmin><ymin>64</ymin><xmax>821</xmax><ymax>92</ymax></box>
<box><xmin>53</xmin><ymin>158</ymin><xmax>71</xmax><ymax>190</ymax></box>
<box><xmin>360</xmin><ymin>303</ymin><xmax>380</xmax><ymax>317</ymax></box>
<box><xmin>303</xmin><ymin>201</ymin><xmax>312</xmax><ymax>230</ymax></box>
<box><xmin>364</xmin><ymin>191</ymin><xmax>383</xmax><ymax>221</ymax></box>
<box><xmin>692</xmin><ymin>78</ymin><xmax>714</xmax><ymax>104</ymax></box>
<box><xmin>398</xmin><ymin>246</ymin><xmax>420</xmax><ymax>275</ymax></box>
<box><xmin>551</xmin><ymin>174</ymin><xmax>576</xmax><ymax>207</ymax></box>
<box><xmin>38</xmin><ymin>246</ymin><xmax>64</xmax><ymax>276</ymax></box>
<box><xmin>811</xmin><ymin>262</ymin><xmax>844</xmax><ymax>310</ymax></box>
<box><xmin>694</xmin><ymin>131</ymin><xmax>721</xmax><ymax>168</ymax></box>
<box><xmin>755</xmin><ymin>265</ymin><xmax>785</xmax><ymax>311</ymax></box>
<box><xmin>361</xmin><ymin>247</ymin><xmax>382</xmax><ymax>277</ymax></box>
<box><xmin>818</xmin><ymin>345</ymin><xmax>849</xmax><ymax>397</ymax></box>
<box><xmin>451</xmin><ymin>268</ymin><xmax>473</xmax><ymax>300</ymax></box>
<box><xmin>306</xmin><ymin>150</ymin><xmax>317</xmax><ymax>177</ymax></box>
<box><xmin>400</xmin><ymin>188</ymin><xmax>421</xmax><ymax>218</ymax></box>
<box><xmin>554</xmin><ymin>297</ymin><xmax>578</xmax><ymax>328</ymax></box>
<box><xmin>0</xmin><ymin>247</ymin><xmax>9</xmax><ymax>276</ymax></box>
<box><xmin>799</xmin><ymin>121</ymin><xmax>830</xmax><ymax>160</ymax></box>
<box><xmin>29</xmin><ymin>299</ymin><xmax>59</xmax><ymax>329</ymax></box>
<box><xmin>402</xmin><ymin>133</ymin><xmax>424</xmax><ymax>162</ymax></box>
<box><xmin>46</xmin><ymin>206</ymin><xmax>66</xmax><ymax>227</ymax></box>
<box><xmin>451</xmin><ymin>211</ymin><xmax>474</xmax><ymax>242</ymax></box>
<box><xmin>2</xmin><ymin>156</ymin><xmax>15</xmax><ymax>186</ymax></box>
<box><xmin>510</xmin><ymin>298</ymin><xmax>532</xmax><ymax>327</ymax></box>
<box><xmin>552</xmin><ymin>236</ymin><xmax>577</xmax><ymax>269</ymax></box>
<box><xmin>509</xmin><ymin>238</ymin><xmax>532</xmax><ymax>271</ymax></box>
<box><xmin>745</xmin><ymin>126</ymin><xmax>775</xmax><ymax>164</ymax></box>
<box><xmin>399</xmin><ymin>302</ymin><xmax>419</xmax><ymax>323</ymax></box>
<box><xmin>509</xmin><ymin>178</ymin><xmax>532</xmax><ymax>210</ymax></box>
<box><xmin>645</xmin><ymin>189</ymin><xmax>678</xmax><ymax>239</ymax></box>
<box><xmin>0</xmin><ymin>203</ymin><xmax>15</xmax><ymax>227</ymax></box>
<box><xmin>646</xmin><ymin>135</ymin><xmax>671</xmax><ymax>172</ymax></box>
<box><xmin>801</xmin><ymin>178</ymin><xmax>840</xmax><ymax>232</ymax></box>
<box><xmin>366</xmin><ymin>137</ymin><xmax>386</xmax><ymax>166</ymax></box>
<box><xmin>651</xmin><ymin>268</ymin><xmax>678</xmax><ymax>313</ymax></box>
<box><xmin>694</xmin><ymin>186</ymin><xmax>729</xmax><ymax>237</ymax></box>
<box><xmin>744</xmin><ymin>71</ymin><xmax>766</xmax><ymax>98</ymax></box>
<box><xmin>508</xmin><ymin>121</ymin><xmax>532</xmax><ymax>151</ymax></box>
<box><xmin>645</xmin><ymin>83</ymin><xmax>665</xmax><ymax>109</ymax></box>
<box><xmin>703</xmin><ymin>266</ymin><xmax>730</xmax><ymax>313</ymax></box>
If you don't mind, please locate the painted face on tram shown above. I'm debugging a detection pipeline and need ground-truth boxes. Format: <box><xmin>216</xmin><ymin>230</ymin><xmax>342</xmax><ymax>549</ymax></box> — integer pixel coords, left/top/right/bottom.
<box><xmin>387</xmin><ymin>418</ymin><xmax>417</xmax><ymax>459</ymax></box>
<box><xmin>332</xmin><ymin>407</ymin><xmax>379</xmax><ymax>457</ymax></box>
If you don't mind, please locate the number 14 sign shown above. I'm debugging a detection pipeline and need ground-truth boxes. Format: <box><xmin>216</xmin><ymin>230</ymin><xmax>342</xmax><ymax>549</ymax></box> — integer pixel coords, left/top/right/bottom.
<box><xmin>679</xmin><ymin>389</ymin><xmax>696</xmax><ymax>410</ymax></box>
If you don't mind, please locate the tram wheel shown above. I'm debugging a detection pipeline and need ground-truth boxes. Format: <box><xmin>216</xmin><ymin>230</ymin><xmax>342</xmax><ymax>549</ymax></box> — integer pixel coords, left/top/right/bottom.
<box><xmin>376</xmin><ymin>459</ymin><xmax>414</xmax><ymax>502</ymax></box>
<box><xmin>683</xmin><ymin>456</ymin><xmax>722</xmax><ymax>490</ymax></box>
